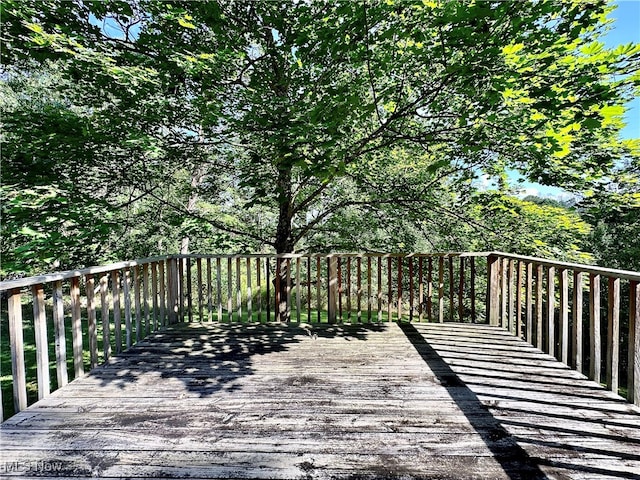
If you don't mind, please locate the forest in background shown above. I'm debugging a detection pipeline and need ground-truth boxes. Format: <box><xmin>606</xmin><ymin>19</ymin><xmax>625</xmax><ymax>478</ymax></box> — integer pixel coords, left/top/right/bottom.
<box><xmin>1</xmin><ymin>0</ymin><xmax>639</xmax><ymax>278</ymax></box>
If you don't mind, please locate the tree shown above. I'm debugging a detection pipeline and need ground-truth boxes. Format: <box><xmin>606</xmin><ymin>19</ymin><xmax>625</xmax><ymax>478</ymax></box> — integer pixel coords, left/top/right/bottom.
<box><xmin>1</xmin><ymin>0</ymin><xmax>638</xmax><ymax>272</ymax></box>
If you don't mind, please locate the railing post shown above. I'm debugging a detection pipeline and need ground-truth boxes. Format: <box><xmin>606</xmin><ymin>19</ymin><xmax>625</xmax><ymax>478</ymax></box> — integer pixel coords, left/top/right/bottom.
<box><xmin>486</xmin><ymin>254</ymin><xmax>501</xmax><ymax>326</ymax></box>
<box><xmin>328</xmin><ymin>255</ymin><xmax>338</xmax><ymax>324</ymax></box>
<box><xmin>629</xmin><ymin>281</ymin><xmax>640</xmax><ymax>406</ymax></box>
<box><xmin>8</xmin><ymin>288</ymin><xmax>28</xmax><ymax>413</ymax></box>
<box><xmin>167</xmin><ymin>256</ymin><xmax>180</xmax><ymax>325</ymax></box>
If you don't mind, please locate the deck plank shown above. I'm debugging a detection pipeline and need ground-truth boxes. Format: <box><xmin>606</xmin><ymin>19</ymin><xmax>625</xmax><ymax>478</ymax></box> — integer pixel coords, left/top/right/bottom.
<box><xmin>2</xmin><ymin>322</ymin><xmax>639</xmax><ymax>479</ymax></box>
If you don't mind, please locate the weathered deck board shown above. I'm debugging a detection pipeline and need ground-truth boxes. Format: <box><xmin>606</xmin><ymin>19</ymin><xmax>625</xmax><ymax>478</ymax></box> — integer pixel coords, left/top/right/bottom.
<box><xmin>2</xmin><ymin>322</ymin><xmax>639</xmax><ymax>479</ymax></box>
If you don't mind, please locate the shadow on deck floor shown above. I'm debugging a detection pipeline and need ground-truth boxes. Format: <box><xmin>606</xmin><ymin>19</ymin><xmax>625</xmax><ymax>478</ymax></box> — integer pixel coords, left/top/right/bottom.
<box><xmin>1</xmin><ymin>321</ymin><xmax>639</xmax><ymax>479</ymax></box>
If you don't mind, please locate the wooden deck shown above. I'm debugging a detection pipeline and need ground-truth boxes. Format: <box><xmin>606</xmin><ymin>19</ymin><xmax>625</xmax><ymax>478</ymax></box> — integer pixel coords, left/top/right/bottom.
<box><xmin>1</xmin><ymin>322</ymin><xmax>639</xmax><ymax>479</ymax></box>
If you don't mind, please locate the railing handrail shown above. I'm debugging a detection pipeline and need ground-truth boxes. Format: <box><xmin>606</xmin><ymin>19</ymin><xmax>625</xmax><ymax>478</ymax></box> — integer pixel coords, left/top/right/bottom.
<box><xmin>489</xmin><ymin>251</ymin><xmax>640</xmax><ymax>282</ymax></box>
<box><xmin>3</xmin><ymin>250</ymin><xmax>640</xmax><ymax>291</ymax></box>
<box><xmin>0</xmin><ymin>256</ymin><xmax>170</xmax><ymax>292</ymax></box>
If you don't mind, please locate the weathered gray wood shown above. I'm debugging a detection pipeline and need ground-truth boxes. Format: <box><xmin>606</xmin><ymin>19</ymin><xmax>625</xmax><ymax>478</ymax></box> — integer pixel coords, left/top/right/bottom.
<box><xmin>328</xmin><ymin>255</ymin><xmax>338</xmax><ymax>324</ymax></box>
<box><xmin>286</xmin><ymin>258</ymin><xmax>292</xmax><ymax>320</ymax></box>
<box><xmin>629</xmin><ymin>281</ymin><xmax>640</xmax><ymax>406</ymax></box>
<box><xmin>295</xmin><ymin>257</ymin><xmax>301</xmax><ymax>323</ymax></box>
<box><xmin>535</xmin><ymin>264</ymin><xmax>543</xmax><ymax>349</ymax></box>
<box><xmin>143</xmin><ymin>263</ymin><xmax>151</xmax><ymax>333</ymax></box>
<box><xmin>486</xmin><ymin>255</ymin><xmax>500</xmax><ymax>327</ymax></box>
<box><xmin>448</xmin><ymin>256</ymin><xmax>454</xmax><ymax>322</ymax></box>
<box><xmin>525</xmin><ymin>263</ymin><xmax>533</xmax><ymax>343</ymax></box>
<box><xmin>186</xmin><ymin>258</ymin><xmax>193</xmax><ymax>322</ymax></box>
<box><xmin>346</xmin><ymin>257</ymin><xmax>352</xmax><ymax>321</ymax></box>
<box><xmin>151</xmin><ymin>262</ymin><xmax>158</xmax><ymax>329</ymax></box>
<box><xmin>3</xmin><ymin>321</ymin><xmax>640</xmax><ymax>480</ymax></box>
<box><xmin>377</xmin><ymin>256</ymin><xmax>382</xmax><ymax>322</ymax></box>
<box><xmin>216</xmin><ymin>257</ymin><xmax>223</xmax><ymax>322</ymax></box>
<box><xmin>470</xmin><ymin>257</ymin><xmax>476</xmax><ymax>323</ymax></box>
<box><xmin>134</xmin><ymin>266</ymin><xmax>142</xmax><ymax>338</ymax></box>
<box><xmin>206</xmin><ymin>258</ymin><xmax>212</xmax><ymax>323</ymax></box>
<box><xmin>9</xmin><ymin>289</ymin><xmax>28</xmax><ymax>413</ymax></box>
<box><xmin>197</xmin><ymin>258</ymin><xmax>204</xmax><ymax>322</ymax></box>
<box><xmin>123</xmin><ymin>269</ymin><xmax>132</xmax><ymax>349</ymax></box>
<box><xmin>307</xmin><ymin>257</ymin><xmax>312</xmax><ymax>321</ymax></box>
<box><xmin>457</xmin><ymin>257</ymin><xmax>464</xmax><ymax>323</ymax></box>
<box><xmin>558</xmin><ymin>268</ymin><xmax>569</xmax><ymax>364</ymax></box>
<box><xmin>515</xmin><ymin>260</ymin><xmax>523</xmax><ymax>338</ymax></box>
<box><xmin>32</xmin><ymin>284</ymin><xmax>50</xmax><ymax>400</ymax></box>
<box><xmin>357</xmin><ymin>257</ymin><xmax>362</xmax><ymax>323</ymax></box>
<box><xmin>572</xmin><ymin>271</ymin><xmax>583</xmax><ymax>373</ymax></box>
<box><xmin>547</xmin><ymin>266</ymin><xmax>555</xmax><ymax>357</ymax></box>
<box><xmin>507</xmin><ymin>259</ymin><xmax>514</xmax><ymax>332</ymax></box>
<box><xmin>427</xmin><ymin>257</ymin><xmax>433</xmax><ymax>322</ymax></box>
<box><xmin>248</xmin><ymin>258</ymin><xmax>253</xmax><ymax>322</ymax></box>
<box><xmin>110</xmin><ymin>271</ymin><xmax>122</xmax><ymax>354</ymax></box>
<box><xmin>159</xmin><ymin>261</ymin><xmax>166</xmax><ymax>327</ymax></box>
<box><xmin>100</xmin><ymin>275</ymin><xmax>111</xmax><ymax>362</ymax></box>
<box><xmin>316</xmin><ymin>257</ymin><xmax>321</xmax><ymax>323</ymax></box>
<box><xmin>70</xmin><ymin>277</ymin><xmax>85</xmax><ymax>377</ymax></box>
<box><xmin>418</xmin><ymin>257</ymin><xmax>424</xmax><ymax>323</ymax></box>
<box><xmin>236</xmin><ymin>256</ymin><xmax>242</xmax><ymax>321</ymax></box>
<box><xmin>258</xmin><ymin>257</ymin><xmax>264</xmax><ymax>322</ymax></box>
<box><xmin>53</xmin><ymin>281</ymin><xmax>69</xmax><ymax>386</ymax></box>
<box><xmin>387</xmin><ymin>257</ymin><xmax>392</xmax><ymax>322</ymax></box>
<box><xmin>589</xmin><ymin>274</ymin><xmax>601</xmax><ymax>383</ymax></box>
<box><xmin>501</xmin><ymin>258</ymin><xmax>508</xmax><ymax>329</ymax></box>
<box><xmin>85</xmin><ymin>275</ymin><xmax>98</xmax><ymax>369</ymax></box>
<box><xmin>227</xmin><ymin>257</ymin><xmax>233</xmax><ymax>322</ymax></box>
<box><xmin>438</xmin><ymin>256</ymin><xmax>444</xmax><ymax>323</ymax></box>
<box><xmin>606</xmin><ymin>276</ymin><xmax>620</xmax><ymax>393</ymax></box>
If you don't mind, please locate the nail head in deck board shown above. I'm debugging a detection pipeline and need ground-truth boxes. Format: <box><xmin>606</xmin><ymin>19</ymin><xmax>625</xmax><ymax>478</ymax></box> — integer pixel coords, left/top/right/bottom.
<box><xmin>31</xmin><ymin>284</ymin><xmax>50</xmax><ymax>400</ymax></box>
<box><xmin>8</xmin><ymin>288</ymin><xmax>28</xmax><ymax>413</ymax></box>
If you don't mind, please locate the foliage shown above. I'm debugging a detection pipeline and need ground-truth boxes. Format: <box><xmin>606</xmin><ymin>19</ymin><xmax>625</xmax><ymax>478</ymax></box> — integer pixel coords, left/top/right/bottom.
<box><xmin>1</xmin><ymin>0</ymin><xmax>638</xmax><ymax>275</ymax></box>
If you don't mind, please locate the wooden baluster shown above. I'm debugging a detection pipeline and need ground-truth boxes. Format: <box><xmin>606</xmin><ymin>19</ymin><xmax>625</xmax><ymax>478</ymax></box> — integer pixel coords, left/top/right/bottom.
<box><xmin>606</xmin><ymin>277</ymin><xmax>620</xmax><ymax>393</ymax></box>
<box><xmin>547</xmin><ymin>266</ymin><xmax>556</xmax><ymax>357</ymax></box>
<box><xmin>186</xmin><ymin>258</ymin><xmax>193</xmax><ymax>322</ymax></box>
<box><xmin>559</xmin><ymin>268</ymin><xmax>569</xmax><ymax>364</ymax></box>
<box><xmin>418</xmin><ymin>257</ymin><xmax>424</xmax><ymax>323</ymax></box>
<box><xmin>206</xmin><ymin>258</ymin><xmax>212</xmax><ymax>322</ymax></box>
<box><xmin>248</xmin><ymin>258</ymin><xmax>253</xmax><ymax>322</ymax></box>
<box><xmin>70</xmin><ymin>277</ymin><xmax>84</xmax><ymax>377</ymax></box>
<box><xmin>257</xmin><ymin>257</ymin><xmax>263</xmax><ymax>322</ymax></box>
<box><xmin>397</xmin><ymin>256</ymin><xmax>403</xmax><ymax>321</ymax></box>
<box><xmin>236</xmin><ymin>256</ymin><xmax>242</xmax><ymax>322</ymax></box>
<box><xmin>377</xmin><ymin>256</ymin><xmax>382</xmax><ymax>323</ymax></box>
<box><xmin>572</xmin><ymin>271</ymin><xmax>583</xmax><ymax>373</ymax></box>
<box><xmin>296</xmin><ymin>257</ymin><xmax>301</xmax><ymax>323</ymax></box>
<box><xmin>216</xmin><ymin>258</ymin><xmax>222</xmax><ymax>322</ymax></box>
<box><xmin>32</xmin><ymin>284</ymin><xmax>50</xmax><ymax>399</ymax></box>
<box><xmin>516</xmin><ymin>261</ymin><xmax>523</xmax><ymax>337</ymax></box>
<box><xmin>317</xmin><ymin>257</ymin><xmax>322</xmax><ymax>323</ymax></box>
<box><xmin>123</xmin><ymin>269</ymin><xmax>132</xmax><ymax>349</ymax></box>
<box><xmin>408</xmin><ymin>257</ymin><xmax>414</xmax><ymax>322</ymax></box>
<box><xmin>86</xmin><ymin>275</ymin><xmax>98</xmax><ymax>369</ymax></box>
<box><xmin>328</xmin><ymin>255</ymin><xmax>337</xmax><ymax>324</ymax></box>
<box><xmin>427</xmin><ymin>257</ymin><xmax>433</xmax><ymax>323</ymax></box>
<box><xmin>470</xmin><ymin>257</ymin><xmax>476</xmax><ymax>323</ymax></box>
<box><xmin>501</xmin><ymin>258</ymin><xmax>508</xmax><ymax>329</ymax></box>
<box><xmin>134</xmin><ymin>266</ymin><xmax>142</xmax><ymax>340</ymax></box>
<box><xmin>110</xmin><ymin>271</ymin><xmax>122</xmax><ymax>353</ymax></box>
<box><xmin>151</xmin><ymin>262</ymin><xmax>159</xmax><ymax>330</ymax></box>
<box><xmin>525</xmin><ymin>263</ymin><xmax>533</xmax><ymax>343</ymax></box>
<box><xmin>267</xmin><ymin>258</ymin><xmax>271</xmax><ymax>322</ymax></box>
<box><xmin>628</xmin><ymin>281</ymin><xmax>640</xmax><ymax>405</ymax></box>
<box><xmin>346</xmin><ymin>257</ymin><xmax>352</xmax><ymax>322</ymax></box>
<box><xmin>507</xmin><ymin>259</ymin><xmax>514</xmax><ymax>332</ymax></box>
<box><xmin>8</xmin><ymin>288</ymin><xmax>27</xmax><ymax>412</ymax></box>
<box><xmin>197</xmin><ymin>258</ymin><xmax>204</xmax><ymax>322</ymax></box>
<box><xmin>338</xmin><ymin>257</ymin><xmax>343</xmax><ymax>322</ymax></box>
<box><xmin>227</xmin><ymin>257</ymin><xmax>233</xmax><ymax>322</ymax></box>
<box><xmin>357</xmin><ymin>256</ymin><xmax>363</xmax><ymax>323</ymax></box>
<box><xmin>448</xmin><ymin>256</ymin><xmax>454</xmax><ymax>322</ymax></box>
<box><xmin>286</xmin><ymin>258</ymin><xmax>292</xmax><ymax>322</ymax></box>
<box><xmin>458</xmin><ymin>257</ymin><xmax>465</xmax><ymax>323</ymax></box>
<box><xmin>589</xmin><ymin>274</ymin><xmax>601</xmax><ymax>383</ymax></box>
<box><xmin>99</xmin><ymin>275</ymin><xmax>110</xmax><ymax>363</ymax></box>
<box><xmin>159</xmin><ymin>261</ymin><xmax>166</xmax><ymax>327</ymax></box>
<box><xmin>438</xmin><ymin>256</ymin><xmax>444</xmax><ymax>323</ymax></box>
<box><xmin>307</xmin><ymin>257</ymin><xmax>312</xmax><ymax>322</ymax></box>
<box><xmin>536</xmin><ymin>264</ymin><xmax>543</xmax><ymax>349</ymax></box>
<box><xmin>143</xmin><ymin>263</ymin><xmax>150</xmax><ymax>333</ymax></box>
<box><xmin>387</xmin><ymin>257</ymin><xmax>393</xmax><ymax>322</ymax></box>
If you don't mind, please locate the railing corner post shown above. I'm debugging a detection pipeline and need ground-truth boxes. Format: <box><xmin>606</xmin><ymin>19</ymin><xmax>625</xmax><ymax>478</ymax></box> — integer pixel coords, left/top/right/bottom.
<box><xmin>486</xmin><ymin>254</ymin><xmax>501</xmax><ymax>326</ymax></box>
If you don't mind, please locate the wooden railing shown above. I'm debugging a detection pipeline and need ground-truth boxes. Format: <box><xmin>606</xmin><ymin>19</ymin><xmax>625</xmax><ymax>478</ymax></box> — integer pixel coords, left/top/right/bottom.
<box><xmin>1</xmin><ymin>251</ymin><xmax>638</xmax><ymax>421</ymax></box>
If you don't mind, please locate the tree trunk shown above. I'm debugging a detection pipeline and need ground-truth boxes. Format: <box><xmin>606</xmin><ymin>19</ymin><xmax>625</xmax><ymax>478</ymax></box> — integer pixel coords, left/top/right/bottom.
<box><xmin>274</xmin><ymin>167</ymin><xmax>294</xmax><ymax>322</ymax></box>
